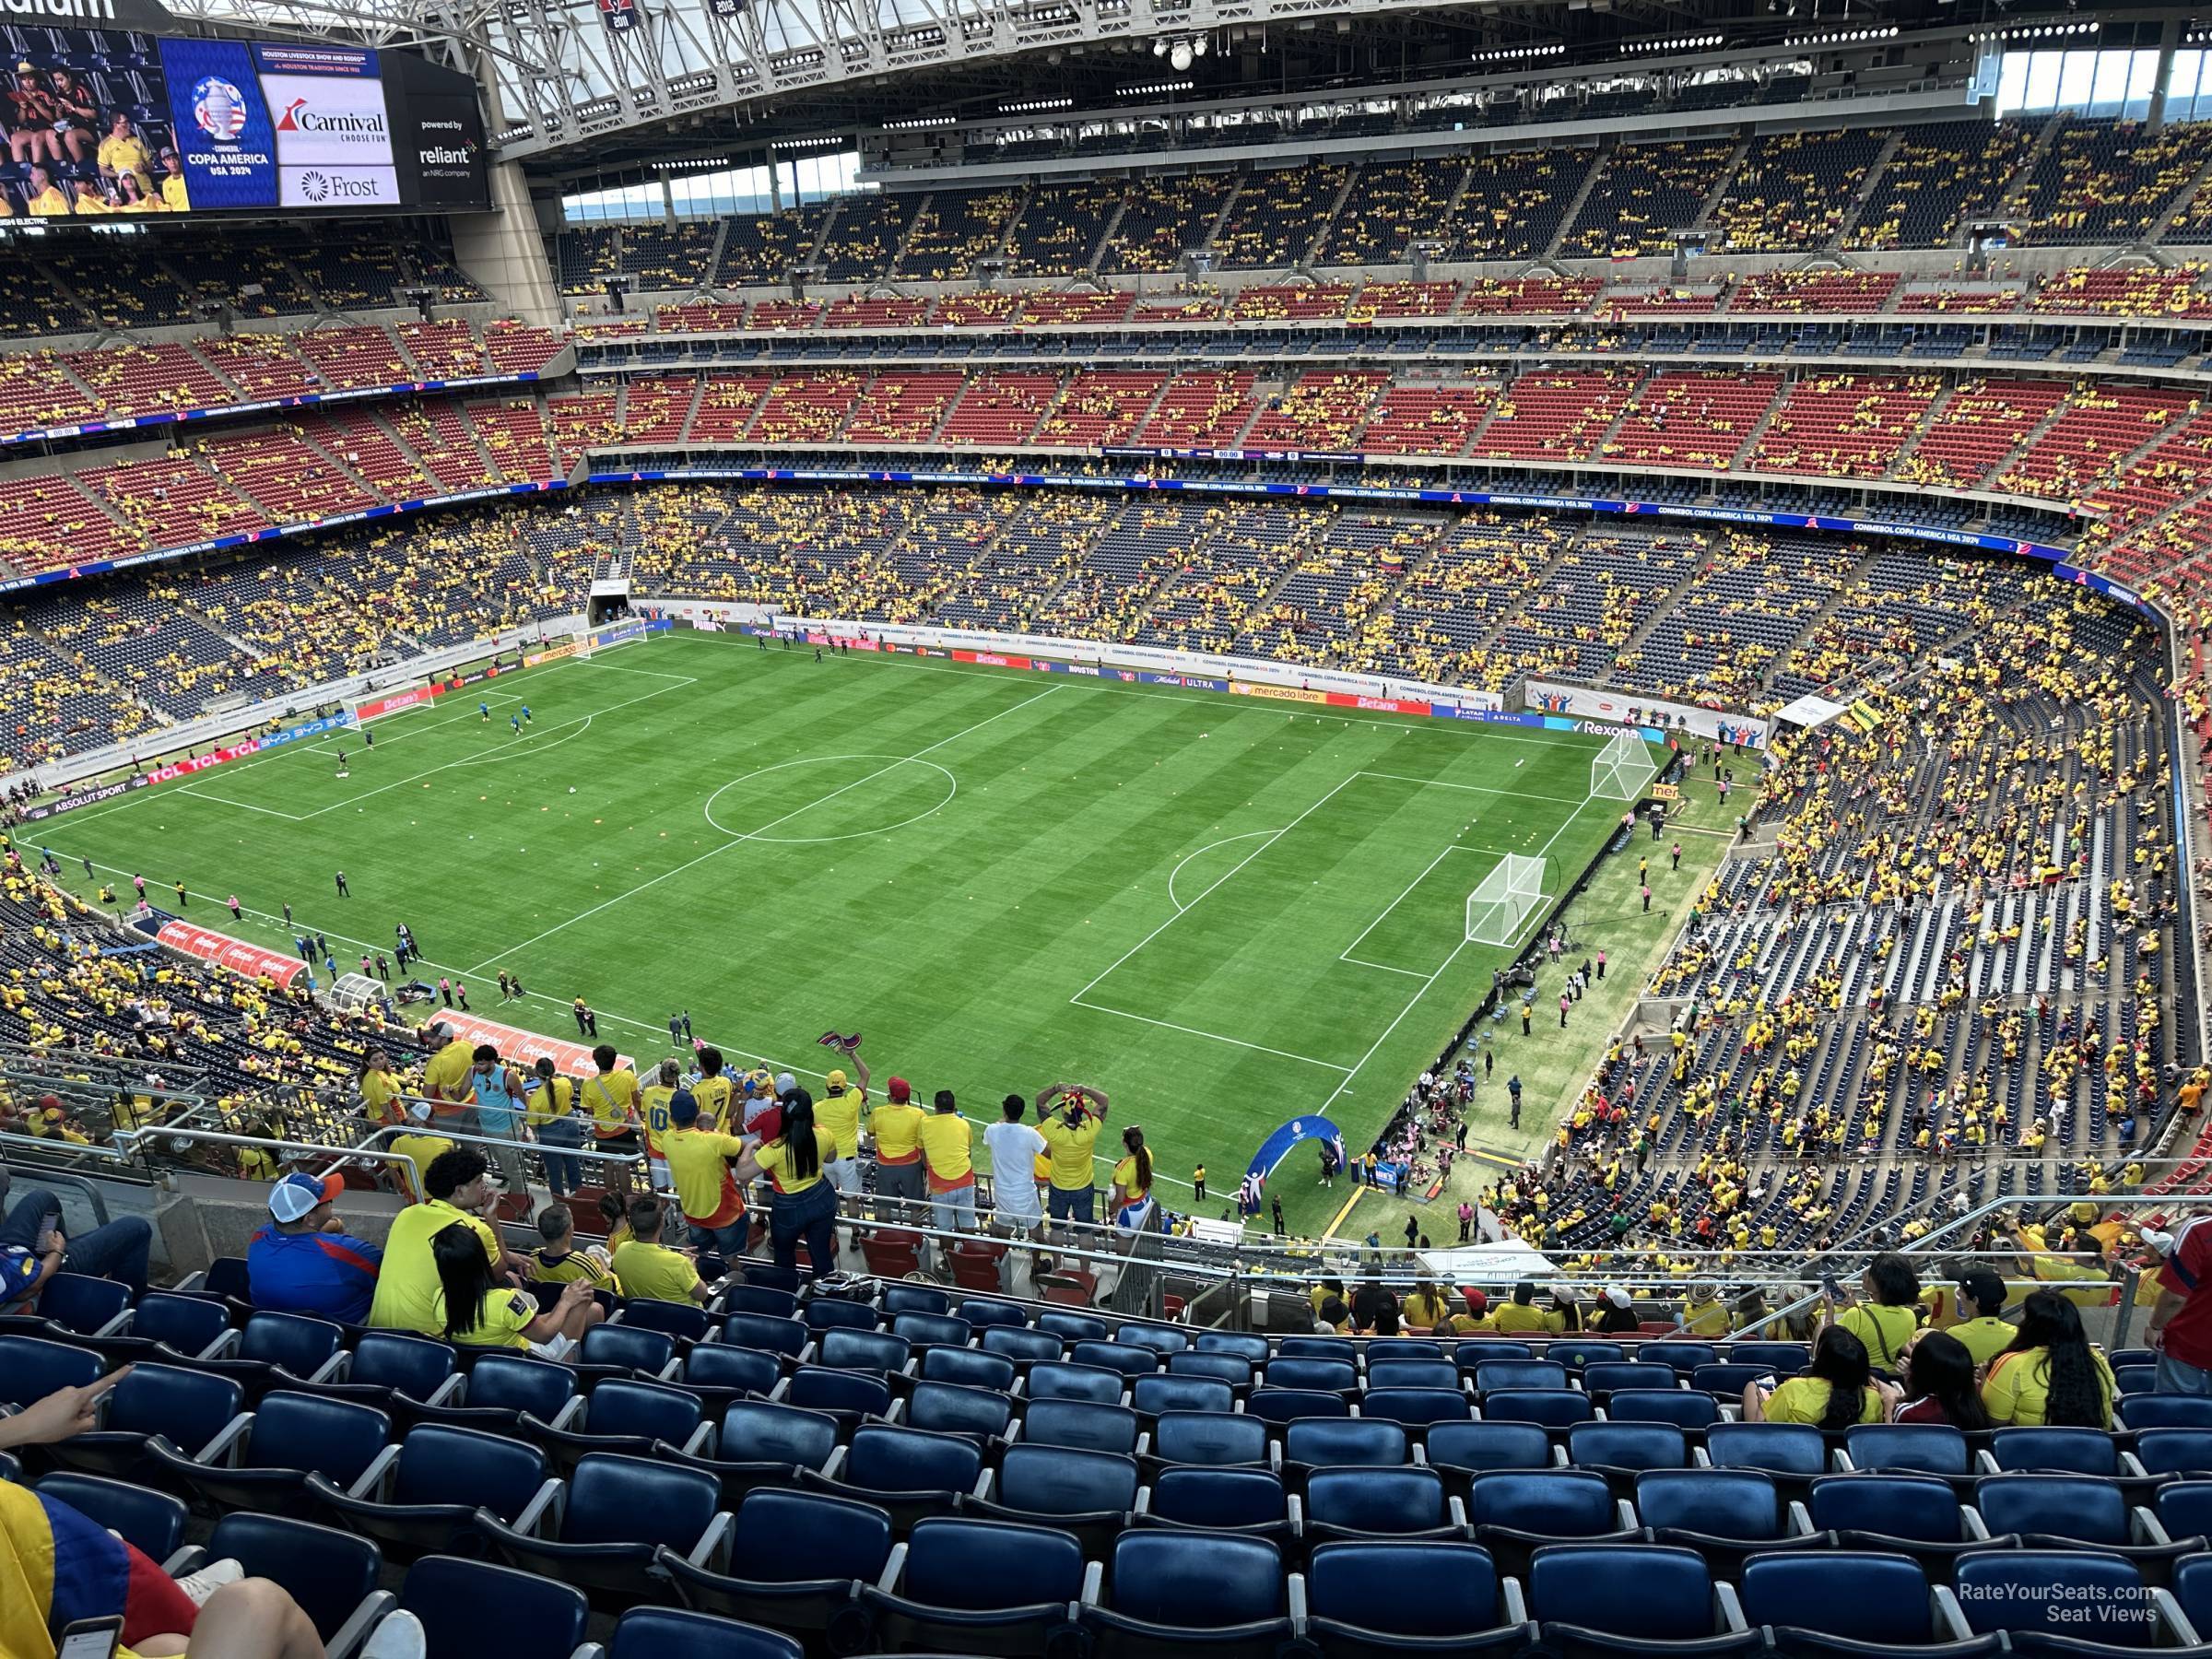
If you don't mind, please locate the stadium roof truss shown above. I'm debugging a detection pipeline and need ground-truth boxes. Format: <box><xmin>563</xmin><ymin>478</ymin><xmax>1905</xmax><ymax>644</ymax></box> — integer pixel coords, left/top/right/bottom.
<box><xmin>178</xmin><ymin>0</ymin><xmax>1644</xmax><ymax>164</ymax></box>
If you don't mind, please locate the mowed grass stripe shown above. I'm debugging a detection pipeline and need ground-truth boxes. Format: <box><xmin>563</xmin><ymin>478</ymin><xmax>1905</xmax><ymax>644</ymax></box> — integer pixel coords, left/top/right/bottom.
<box><xmin>45</xmin><ymin>638</ymin><xmax>1622</xmax><ymax>1198</ymax></box>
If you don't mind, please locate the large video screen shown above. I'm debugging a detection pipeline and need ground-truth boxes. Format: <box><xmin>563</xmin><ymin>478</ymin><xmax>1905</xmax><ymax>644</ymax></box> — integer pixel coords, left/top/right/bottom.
<box><xmin>0</xmin><ymin>23</ymin><xmax>488</xmax><ymax>219</ymax></box>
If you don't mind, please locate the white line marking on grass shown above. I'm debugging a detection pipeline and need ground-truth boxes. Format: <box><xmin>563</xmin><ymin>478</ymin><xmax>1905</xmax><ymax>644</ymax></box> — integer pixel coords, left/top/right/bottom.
<box><xmin>1358</xmin><ymin>770</ymin><xmax>1585</xmax><ymax>806</ymax></box>
<box><xmin>701</xmin><ymin>755</ymin><xmax>957</xmax><ymax>843</ymax></box>
<box><xmin>1068</xmin><ymin>997</ymin><xmax>1353</xmax><ymax>1071</ymax></box>
<box><xmin>463</xmin><ymin>684</ymin><xmax>1062</xmax><ymax>976</ymax></box>
<box><xmin>1312</xmin><ymin>800</ymin><xmax>1598</xmax><ymax>1119</ymax></box>
<box><xmin>1068</xmin><ymin>770</ymin><xmax>1365</xmax><ymax>1006</ymax></box>
<box><xmin>1166</xmin><ymin>830</ymin><xmax>1277</xmax><ymax>913</ymax></box>
<box><xmin>1338</xmin><ymin>841</ymin><xmax>1507</xmax><ymax>970</ymax></box>
<box><xmin>176</xmin><ymin>785</ymin><xmax>308</xmax><ymax>821</ymax></box>
<box><xmin>1340</xmin><ymin>958</ymin><xmax>1430</xmax><ymax>978</ymax></box>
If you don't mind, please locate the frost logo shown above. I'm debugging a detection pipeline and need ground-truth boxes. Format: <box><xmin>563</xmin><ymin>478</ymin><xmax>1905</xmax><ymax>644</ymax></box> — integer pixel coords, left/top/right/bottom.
<box><xmin>300</xmin><ymin>168</ymin><xmax>328</xmax><ymax>201</ymax></box>
<box><xmin>193</xmin><ymin>77</ymin><xmax>248</xmax><ymax>142</ymax></box>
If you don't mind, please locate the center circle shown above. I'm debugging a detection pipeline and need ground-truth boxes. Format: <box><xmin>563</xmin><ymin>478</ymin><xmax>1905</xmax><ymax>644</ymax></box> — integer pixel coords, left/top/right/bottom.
<box><xmin>701</xmin><ymin>754</ymin><xmax>958</xmax><ymax>844</ymax></box>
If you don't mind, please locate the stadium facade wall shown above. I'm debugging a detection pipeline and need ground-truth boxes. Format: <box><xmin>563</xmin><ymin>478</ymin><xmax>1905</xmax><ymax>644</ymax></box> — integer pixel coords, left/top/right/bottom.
<box><xmin>1523</xmin><ymin>680</ymin><xmax>1769</xmax><ymax>749</ymax></box>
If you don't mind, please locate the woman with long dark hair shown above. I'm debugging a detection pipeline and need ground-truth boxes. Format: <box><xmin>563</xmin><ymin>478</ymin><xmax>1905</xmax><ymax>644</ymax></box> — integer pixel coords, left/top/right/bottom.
<box><xmin>429</xmin><ymin>1222</ymin><xmax>595</xmax><ymax>1350</ymax></box>
<box><xmin>1983</xmin><ymin>1289</ymin><xmax>2117</xmax><ymax>1428</ymax></box>
<box><xmin>1111</xmin><ymin>1125</ymin><xmax>1155</xmax><ymax>1231</ymax></box>
<box><xmin>1743</xmin><ymin>1325</ymin><xmax>1891</xmax><ymax>1429</ymax></box>
<box><xmin>739</xmin><ymin>1086</ymin><xmax>839</xmax><ymax>1277</ymax></box>
<box><xmin>1890</xmin><ymin>1330</ymin><xmax>1993</xmax><ymax>1428</ymax></box>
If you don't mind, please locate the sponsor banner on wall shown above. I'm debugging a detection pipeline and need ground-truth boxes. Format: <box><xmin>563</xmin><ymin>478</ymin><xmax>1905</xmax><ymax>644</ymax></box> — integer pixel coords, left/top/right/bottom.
<box><xmin>1230</xmin><ymin>683</ymin><xmax>1330</xmax><ymax>706</ymax></box>
<box><xmin>20</xmin><ymin>774</ymin><xmax>148</xmax><ymax>821</ymax></box>
<box><xmin>156</xmin><ymin>920</ymin><xmax>307</xmax><ymax>987</ymax></box>
<box><xmin>356</xmin><ymin>685</ymin><xmax>439</xmax><ymax>722</ymax></box>
<box><xmin>414</xmin><ymin>1007</ymin><xmax>632</xmax><ymax>1077</ymax></box>
<box><xmin>1524</xmin><ymin>681</ymin><xmax>1768</xmax><ymax>749</ymax></box>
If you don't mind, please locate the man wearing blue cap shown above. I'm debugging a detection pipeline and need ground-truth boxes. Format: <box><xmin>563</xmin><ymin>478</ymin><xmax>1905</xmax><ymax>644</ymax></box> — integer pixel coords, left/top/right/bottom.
<box><xmin>664</xmin><ymin>1088</ymin><xmax>751</xmax><ymax>1265</ymax></box>
<box><xmin>246</xmin><ymin>1171</ymin><xmax>383</xmax><ymax>1324</ymax></box>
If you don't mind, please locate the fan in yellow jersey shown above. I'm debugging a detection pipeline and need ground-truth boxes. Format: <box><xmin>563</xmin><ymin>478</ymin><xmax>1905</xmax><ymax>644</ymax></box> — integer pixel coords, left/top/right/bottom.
<box><xmin>663</xmin><ymin>1088</ymin><xmax>750</xmax><ymax>1257</ymax></box>
<box><xmin>639</xmin><ymin>1057</ymin><xmax>682</xmax><ymax>1192</ymax></box>
<box><xmin>868</xmin><ymin>1075</ymin><xmax>926</xmax><ymax>1213</ymax></box>
<box><xmin>158</xmin><ymin>145</ymin><xmax>189</xmax><ymax>211</ymax></box>
<box><xmin>95</xmin><ymin>112</ymin><xmax>150</xmax><ymax>196</ymax></box>
<box><xmin>581</xmin><ymin>1042</ymin><xmax>641</xmax><ymax>1198</ymax></box>
<box><xmin>689</xmin><ymin>1046</ymin><xmax>737</xmax><ymax>1128</ymax></box>
<box><xmin>816</xmin><ymin>1050</ymin><xmax>870</xmax><ymax>1194</ymax></box>
<box><xmin>608</xmin><ymin>1194</ymin><xmax>718</xmax><ymax>1304</ymax></box>
<box><xmin>115</xmin><ymin>171</ymin><xmax>161</xmax><ymax>212</ymax></box>
<box><xmin>526</xmin><ymin>1202</ymin><xmax>619</xmax><ymax>1300</ymax></box>
<box><xmin>432</xmin><ymin>1219</ymin><xmax>598</xmax><ymax>1352</ymax></box>
<box><xmin>23</xmin><ymin>164</ymin><xmax>69</xmax><ymax>216</ymax></box>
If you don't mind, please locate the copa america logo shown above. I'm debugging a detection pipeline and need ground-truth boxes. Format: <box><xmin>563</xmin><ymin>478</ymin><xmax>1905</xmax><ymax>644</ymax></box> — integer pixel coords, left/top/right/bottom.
<box><xmin>192</xmin><ymin>76</ymin><xmax>247</xmax><ymax>142</ymax></box>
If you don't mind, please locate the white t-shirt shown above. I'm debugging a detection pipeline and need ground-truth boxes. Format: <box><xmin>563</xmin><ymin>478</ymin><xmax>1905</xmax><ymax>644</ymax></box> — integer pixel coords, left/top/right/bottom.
<box><xmin>983</xmin><ymin>1121</ymin><xmax>1047</xmax><ymax>1215</ymax></box>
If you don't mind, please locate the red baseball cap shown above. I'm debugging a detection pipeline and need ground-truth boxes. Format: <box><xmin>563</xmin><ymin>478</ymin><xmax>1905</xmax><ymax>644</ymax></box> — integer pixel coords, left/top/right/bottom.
<box><xmin>887</xmin><ymin>1077</ymin><xmax>912</xmax><ymax>1103</ymax></box>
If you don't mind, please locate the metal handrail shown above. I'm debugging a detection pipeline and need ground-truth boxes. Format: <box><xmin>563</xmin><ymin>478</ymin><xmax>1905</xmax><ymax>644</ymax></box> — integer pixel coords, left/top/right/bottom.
<box><xmin>113</xmin><ymin>1124</ymin><xmax>426</xmax><ymax>1195</ymax></box>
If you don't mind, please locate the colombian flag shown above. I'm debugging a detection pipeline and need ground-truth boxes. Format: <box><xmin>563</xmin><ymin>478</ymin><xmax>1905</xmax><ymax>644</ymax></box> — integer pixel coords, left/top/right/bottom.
<box><xmin>0</xmin><ymin>1480</ymin><xmax>200</xmax><ymax>1658</ymax></box>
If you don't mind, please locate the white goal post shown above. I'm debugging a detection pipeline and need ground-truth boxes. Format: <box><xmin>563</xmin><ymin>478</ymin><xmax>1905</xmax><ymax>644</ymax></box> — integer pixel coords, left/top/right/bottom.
<box><xmin>1466</xmin><ymin>853</ymin><xmax>1549</xmax><ymax>947</ymax></box>
<box><xmin>1590</xmin><ymin>728</ymin><xmax>1655</xmax><ymax>802</ymax></box>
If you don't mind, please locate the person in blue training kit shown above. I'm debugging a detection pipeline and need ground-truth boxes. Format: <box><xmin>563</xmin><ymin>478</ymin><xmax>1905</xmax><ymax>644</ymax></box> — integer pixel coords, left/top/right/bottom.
<box><xmin>245</xmin><ymin>1172</ymin><xmax>382</xmax><ymax>1324</ymax></box>
<box><xmin>510</xmin><ymin>712</ymin><xmax>523</xmax><ymax>736</ymax></box>
<box><xmin>521</xmin><ymin>704</ymin><xmax>532</xmax><ymax>724</ymax></box>
<box><xmin>479</xmin><ymin>700</ymin><xmax>490</xmax><ymax>722</ymax></box>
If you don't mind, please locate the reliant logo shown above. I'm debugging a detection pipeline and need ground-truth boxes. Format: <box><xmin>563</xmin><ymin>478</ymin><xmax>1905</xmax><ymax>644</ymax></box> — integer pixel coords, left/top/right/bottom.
<box><xmin>0</xmin><ymin>0</ymin><xmax>117</xmax><ymax>18</ymax></box>
<box><xmin>418</xmin><ymin>145</ymin><xmax>472</xmax><ymax>165</ymax></box>
<box><xmin>277</xmin><ymin>98</ymin><xmax>386</xmax><ymax>135</ymax></box>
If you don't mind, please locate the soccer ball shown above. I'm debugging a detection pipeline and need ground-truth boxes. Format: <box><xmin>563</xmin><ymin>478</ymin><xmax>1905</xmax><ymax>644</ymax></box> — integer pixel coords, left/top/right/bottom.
<box><xmin>568</xmin><ymin>786</ymin><xmax>576</xmax><ymax>794</ymax></box>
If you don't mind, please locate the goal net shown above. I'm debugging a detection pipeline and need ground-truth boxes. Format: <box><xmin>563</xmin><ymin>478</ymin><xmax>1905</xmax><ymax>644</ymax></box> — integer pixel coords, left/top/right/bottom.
<box><xmin>1590</xmin><ymin>728</ymin><xmax>1654</xmax><ymax>802</ymax></box>
<box><xmin>1465</xmin><ymin>853</ymin><xmax>1549</xmax><ymax>947</ymax></box>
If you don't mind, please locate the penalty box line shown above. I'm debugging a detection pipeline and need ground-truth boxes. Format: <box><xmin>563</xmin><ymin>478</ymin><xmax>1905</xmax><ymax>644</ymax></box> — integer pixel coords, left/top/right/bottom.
<box><xmin>1338</xmin><ymin>841</ymin><xmax>1522</xmax><ymax>976</ymax></box>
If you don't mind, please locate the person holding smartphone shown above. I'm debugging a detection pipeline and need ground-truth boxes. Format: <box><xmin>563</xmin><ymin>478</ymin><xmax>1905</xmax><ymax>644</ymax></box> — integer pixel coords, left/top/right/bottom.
<box><xmin>0</xmin><ymin>1185</ymin><xmax>152</xmax><ymax>1310</ymax></box>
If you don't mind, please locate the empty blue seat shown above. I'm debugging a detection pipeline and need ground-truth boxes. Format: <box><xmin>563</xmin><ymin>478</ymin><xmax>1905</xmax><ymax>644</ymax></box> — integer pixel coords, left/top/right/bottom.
<box><xmin>1147</xmin><ymin>1410</ymin><xmax>1267</xmax><ymax>1468</ymax></box>
<box><xmin>1277</xmin><ymin>1335</ymin><xmax>1355</xmax><ymax>1361</ymax></box>
<box><xmin>1305</xmin><ymin>1540</ymin><xmax>1528</xmax><ymax>1656</ymax></box>
<box><xmin>1034</xmin><ymin>1310</ymin><xmax>1108</xmax><ymax>1343</ymax></box>
<box><xmin>685</xmin><ymin>1343</ymin><xmax>782</xmax><ymax>1401</ymax></box>
<box><xmin>1549</xmin><ymin>1341</ymin><xmax>1628</xmax><ymax>1371</ymax></box>
<box><xmin>1243</xmin><ymin>1387</ymin><xmax>1349</xmax><ymax>1424</ymax></box>
<box><xmin>920</xmin><ymin>1345</ymin><xmax>1017</xmax><ymax>1394</ymax></box>
<box><xmin>1367</xmin><ymin>1359</ymin><xmax>1461</xmax><ymax>1391</ymax></box>
<box><xmin>1361</xmin><ymin>1387</ymin><xmax>1475</xmax><ymax>1428</ymax></box>
<box><xmin>396</xmin><ymin>1553</ymin><xmax>590</xmax><ymax>1659</ymax></box>
<box><xmin>307</xmin><ymin>1422</ymin><xmax>559</xmax><ymax>1561</ymax></box>
<box><xmin>1988</xmin><ymin>1427</ymin><xmax>2120</xmax><ymax>1477</ymax></box>
<box><xmin>1263</xmin><ymin>1357</ymin><xmax>1358</xmax><ymax>1393</ymax></box>
<box><xmin>1131</xmin><ymin>1373</ymin><xmax>1233</xmax><ymax>1418</ymax></box>
<box><xmin>0</xmin><ymin>1334</ymin><xmax>102</xmax><ymax>1406</ymax></box>
<box><xmin>412</xmin><ymin>1352</ymin><xmax>576</xmax><ymax>1433</ymax></box>
<box><xmin>1954</xmin><ymin>1549</ymin><xmax>2186</xmax><ymax>1652</ymax></box>
<box><xmin>1084</xmin><ymin>1530</ymin><xmax>1292</xmax><ymax>1659</ymax></box>
<box><xmin>720</xmin><ymin>1312</ymin><xmax>808</xmax><ymax>1358</ymax></box>
<box><xmin>41</xmin><ymin>1361</ymin><xmax>241</xmax><ymax>1479</ymax></box>
<box><xmin>103</xmin><ymin>1290</ymin><xmax>229</xmax><ymax>1360</ymax></box>
<box><xmin>882</xmin><ymin>1285</ymin><xmax>949</xmax><ymax>1319</ymax></box>
<box><xmin>1569</xmin><ymin>1422</ymin><xmax>1689</xmax><ymax>1478</ymax></box>
<box><xmin>482</xmin><ymin>1450</ymin><xmax>727</xmax><ymax>1608</ymax></box>
<box><xmin>863</xmin><ymin>1515</ymin><xmax>1087</xmax><ymax>1656</ymax></box>
<box><xmin>35</xmin><ymin>1471</ymin><xmax>189</xmax><ymax>1561</ymax></box>
<box><xmin>902</xmin><ymin>1380</ymin><xmax>1013</xmax><ymax>1442</ymax></box>
<box><xmin>1528</xmin><ymin>1541</ymin><xmax>1759</xmax><ymax>1656</ymax></box>
<box><xmin>2158</xmin><ymin>1479</ymin><xmax>2212</xmax><ymax>1541</ymax></box>
<box><xmin>1025</xmin><ymin>1360</ymin><xmax>1123</xmax><ymax>1405</ymax></box>
<box><xmin>524</xmin><ymin>1376</ymin><xmax>704</xmax><ymax>1474</ymax></box>
<box><xmin>1117</xmin><ymin>1324</ymin><xmax>1189</xmax><ymax>1356</ymax></box>
<box><xmin>198</xmin><ymin>1312</ymin><xmax>347</xmax><ymax>1397</ymax></box>
<box><xmin>891</xmin><ymin>1312</ymin><xmax>971</xmax><ymax>1351</ymax></box>
<box><xmin>1741</xmin><ymin>1549</ymin><xmax>1999</xmax><ymax>1657</ymax></box>
<box><xmin>1691</xmin><ymin>1363</ymin><xmax>1773</xmax><ymax>1399</ymax></box>
<box><xmin>1452</xmin><ymin>1342</ymin><xmax>1535</xmax><ymax>1364</ymax></box>
<box><xmin>198</xmin><ymin>1512</ymin><xmax>390</xmax><ymax>1648</ymax></box>
<box><xmin>150</xmin><ymin>1389</ymin><xmax>390</xmax><ymax>1517</ymax></box>
<box><xmin>579</xmin><ymin>1323</ymin><xmax>676</xmax><ymax>1378</ymax></box>
<box><xmin>1285</xmin><ymin>1417</ymin><xmax>1409</xmax><ymax>1474</ymax></box>
<box><xmin>338</xmin><ymin>1333</ymin><xmax>460</xmax><ymax>1408</ymax></box>
<box><xmin>1707</xmin><ymin>1422</ymin><xmax>1828</xmax><ymax>1483</ymax></box>
<box><xmin>980</xmin><ymin>1441</ymin><xmax>1137</xmax><ymax>1534</ymax></box>
<box><xmin>1638</xmin><ymin>1468</ymin><xmax>1810</xmax><ymax>1571</ymax></box>
<box><xmin>957</xmin><ymin>1299</ymin><xmax>1026</xmax><ymax>1330</ymax></box>
<box><xmin>657</xmin><ymin>1487</ymin><xmax>895</xmax><ymax>1643</ymax></box>
<box><xmin>981</xmin><ymin>1324</ymin><xmax>1062</xmax><ymax>1365</ymax></box>
<box><xmin>718</xmin><ymin>1285</ymin><xmax>799</xmax><ymax>1322</ymax></box>
<box><xmin>1166</xmin><ymin>1350</ymin><xmax>1252</xmax><ymax>1388</ymax></box>
<box><xmin>818</xmin><ymin>1327</ymin><xmax>910</xmax><ymax>1376</ymax></box>
<box><xmin>1973</xmin><ymin>1474</ymin><xmax>2197</xmax><ymax>1579</ymax></box>
<box><xmin>2120</xmin><ymin>1394</ymin><xmax>2212</xmax><ymax>1430</ymax></box>
<box><xmin>805</xmin><ymin>1297</ymin><xmax>881</xmax><ymax>1335</ymax></box>
<box><xmin>1639</xmin><ymin>1343</ymin><xmax>1720</xmax><ymax>1372</ymax></box>
<box><xmin>605</xmin><ymin>1606</ymin><xmax>800</xmax><ymax>1659</ymax></box>
<box><xmin>616</xmin><ymin>1298</ymin><xmax>712</xmax><ymax>1345</ymax></box>
<box><xmin>1844</xmin><ymin>1424</ymin><xmax>1970</xmax><ymax>1477</ymax></box>
<box><xmin>785</xmin><ymin>1363</ymin><xmax>893</xmax><ymax>1426</ymax></box>
<box><xmin>1427</xmin><ymin>1420</ymin><xmax>1557</xmax><ymax>1477</ymax></box>
<box><xmin>31</xmin><ymin>1273</ymin><xmax>132</xmax><ymax>1335</ymax></box>
<box><xmin>1475</xmin><ymin>1359</ymin><xmax>1569</xmax><ymax>1393</ymax></box>
<box><xmin>2178</xmin><ymin>1555</ymin><xmax>2212</xmax><ymax>1645</ymax></box>
<box><xmin>2129</xmin><ymin>1429</ymin><xmax>2212</xmax><ymax>1477</ymax></box>
<box><xmin>1141</xmin><ymin>1466</ymin><xmax>1292</xmax><ymax>1541</ymax></box>
<box><xmin>1729</xmin><ymin>1343</ymin><xmax>1810</xmax><ymax>1373</ymax></box>
<box><xmin>1480</xmin><ymin>1388</ymin><xmax>1596</xmax><ymax>1429</ymax></box>
<box><xmin>1582</xmin><ymin>1361</ymin><xmax>1678</xmax><ymax>1397</ymax></box>
<box><xmin>1194</xmin><ymin>1331</ymin><xmax>1270</xmax><ymax>1363</ymax></box>
<box><xmin>1608</xmin><ymin>1389</ymin><xmax>1723</xmax><ymax>1430</ymax></box>
<box><xmin>1305</xmin><ymin>1466</ymin><xmax>1459</xmax><ymax>1545</ymax></box>
<box><xmin>812</xmin><ymin>1423</ymin><xmax>983</xmax><ymax>1529</ymax></box>
<box><xmin>1020</xmin><ymin>1398</ymin><xmax>1138</xmax><ymax>1455</ymax></box>
<box><xmin>1467</xmin><ymin>1468</ymin><xmax>1639</xmax><ymax>1577</ymax></box>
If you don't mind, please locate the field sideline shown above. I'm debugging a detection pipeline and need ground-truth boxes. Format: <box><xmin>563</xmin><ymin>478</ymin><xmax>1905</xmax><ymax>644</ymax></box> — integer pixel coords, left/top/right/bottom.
<box><xmin>43</xmin><ymin>631</ymin><xmax>1636</xmax><ymax>1234</ymax></box>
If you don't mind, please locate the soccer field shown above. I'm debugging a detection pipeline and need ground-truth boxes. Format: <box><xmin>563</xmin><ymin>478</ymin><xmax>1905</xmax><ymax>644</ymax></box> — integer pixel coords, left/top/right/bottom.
<box><xmin>46</xmin><ymin>632</ymin><xmax>1636</xmax><ymax>1232</ymax></box>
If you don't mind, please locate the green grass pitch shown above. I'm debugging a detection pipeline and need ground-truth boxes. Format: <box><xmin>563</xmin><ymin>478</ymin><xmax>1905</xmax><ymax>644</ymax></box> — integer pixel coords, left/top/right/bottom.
<box><xmin>46</xmin><ymin>632</ymin><xmax>1635</xmax><ymax>1233</ymax></box>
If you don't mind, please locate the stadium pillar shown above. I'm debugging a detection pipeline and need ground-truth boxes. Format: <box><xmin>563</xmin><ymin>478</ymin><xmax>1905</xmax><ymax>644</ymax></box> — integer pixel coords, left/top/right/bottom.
<box><xmin>450</xmin><ymin>159</ymin><xmax>562</xmax><ymax>325</ymax></box>
<box><xmin>2151</xmin><ymin>17</ymin><xmax>2181</xmax><ymax>131</ymax></box>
